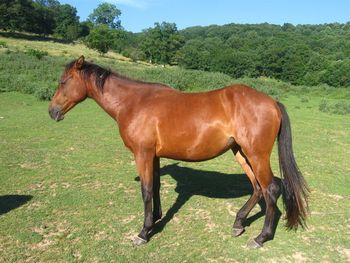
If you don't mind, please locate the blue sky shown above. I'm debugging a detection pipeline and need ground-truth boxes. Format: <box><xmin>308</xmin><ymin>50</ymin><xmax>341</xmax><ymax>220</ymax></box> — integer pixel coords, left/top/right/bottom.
<box><xmin>60</xmin><ymin>0</ymin><xmax>350</xmax><ymax>32</ymax></box>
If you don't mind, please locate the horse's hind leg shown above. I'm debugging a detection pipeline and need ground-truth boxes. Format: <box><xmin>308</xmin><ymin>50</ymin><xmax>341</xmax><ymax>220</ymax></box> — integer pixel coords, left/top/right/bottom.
<box><xmin>232</xmin><ymin>146</ymin><xmax>263</xmax><ymax>237</ymax></box>
<box><xmin>246</xmin><ymin>154</ymin><xmax>281</xmax><ymax>248</ymax></box>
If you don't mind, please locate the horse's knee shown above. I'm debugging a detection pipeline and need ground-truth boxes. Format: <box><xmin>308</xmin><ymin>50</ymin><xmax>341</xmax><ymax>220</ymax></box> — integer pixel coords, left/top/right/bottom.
<box><xmin>255</xmin><ymin>186</ymin><xmax>263</xmax><ymax>199</ymax></box>
<box><xmin>141</xmin><ymin>184</ymin><xmax>153</xmax><ymax>202</ymax></box>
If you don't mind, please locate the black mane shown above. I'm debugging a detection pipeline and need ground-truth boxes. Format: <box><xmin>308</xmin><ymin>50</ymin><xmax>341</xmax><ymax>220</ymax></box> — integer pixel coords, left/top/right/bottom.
<box><xmin>65</xmin><ymin>59</ymin><xmax>156</xmax><ymax>90</ymax></box>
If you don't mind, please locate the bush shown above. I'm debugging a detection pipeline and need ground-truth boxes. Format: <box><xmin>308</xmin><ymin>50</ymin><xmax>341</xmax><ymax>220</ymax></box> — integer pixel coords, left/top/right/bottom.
<box><xmin>0</xmin><ymin>51</ymin><xmax>65</xmax><ymax>100</ymax></box>
<box><xmin>34</xmin><ymin>85</ymin><xmax>56</xmax><ymax>100</ymax></box>
<box><xmin>121</xmin><ymin>47</ymin><xmax>145</xmax><ymax>62</ymax></box>
<box><xmin>332</xmin><ymin>101</ymin><xmax>350</xmax><ymax>115</ymax></box>
<box><xmin>319</xmin><ymin>99</ymin><xmax>329</xmax><ymax>113</ymax></box>
<box><xmin>26</xmin><ymin>49</ymin><xmax>49</xmax><ymax>60</ymax></box>
<box><xmin>300</xmin><ymin>97</ymin><xmax>309</xmax><ymax>103</ymax></box>
<box><xmin>0</xmin><ymin>41</ymin><xmax>8</xmax><ymax>48</ymax></box>
<box><xmin>319</xmin><ymin>99</ymin><xmax>350</xmax><ymax>115</ymax></box>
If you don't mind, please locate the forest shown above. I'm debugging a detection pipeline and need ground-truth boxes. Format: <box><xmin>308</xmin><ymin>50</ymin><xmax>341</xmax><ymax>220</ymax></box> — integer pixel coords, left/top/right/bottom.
<box><xmin>1</xmin><ymin>0</ymin><xmax>350</xmax><ymax>88</ymax></box>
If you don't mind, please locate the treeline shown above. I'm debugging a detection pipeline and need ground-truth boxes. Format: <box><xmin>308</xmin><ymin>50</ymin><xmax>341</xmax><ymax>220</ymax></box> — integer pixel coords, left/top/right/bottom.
<box><xmin>1</xmin><ymin>1</ymin><xmax>350</xmax><ymax>88</ymax></box>
<box><xmin>0</xmin><ymin>0</ymin><xmax>89</xmax><ymax>40</ymax></box>
<box><xmin>176</xmin><ymin>23</ymin><xmax>350</xmax><ymax>87</ymax></box>
<box><xmin>82</xmin><ymin>21</ymin><xmax>350</xmax><ymax>88</ymax></box>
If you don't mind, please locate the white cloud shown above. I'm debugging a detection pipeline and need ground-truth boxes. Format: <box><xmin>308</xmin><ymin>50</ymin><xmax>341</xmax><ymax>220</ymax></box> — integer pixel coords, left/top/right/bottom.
<box><xmin>112</xmin><ymin>0</ymin><xmax>148</xmax><ymax>9</ymax></box>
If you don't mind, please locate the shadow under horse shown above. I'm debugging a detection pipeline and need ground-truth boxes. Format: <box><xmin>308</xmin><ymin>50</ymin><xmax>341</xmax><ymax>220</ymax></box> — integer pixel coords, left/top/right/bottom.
<box><xmin>136</xmin><ymin>163</ymin><xmax>281</xmax><ymax>242</ymax></box>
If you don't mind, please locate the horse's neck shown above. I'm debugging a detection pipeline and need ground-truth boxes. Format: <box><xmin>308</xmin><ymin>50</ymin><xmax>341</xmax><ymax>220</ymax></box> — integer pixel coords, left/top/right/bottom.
<box><xmin>88</xmin><ymin>76</ymin><xmax>140</xmax><ymax>122</ymax></box>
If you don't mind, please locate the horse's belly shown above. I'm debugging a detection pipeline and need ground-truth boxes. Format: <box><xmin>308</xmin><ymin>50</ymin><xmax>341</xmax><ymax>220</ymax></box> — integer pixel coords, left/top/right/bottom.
<box><xmin>156</xmin><ymin>132</ymin><xmax>235</xmax><ymax>161</ymax></box>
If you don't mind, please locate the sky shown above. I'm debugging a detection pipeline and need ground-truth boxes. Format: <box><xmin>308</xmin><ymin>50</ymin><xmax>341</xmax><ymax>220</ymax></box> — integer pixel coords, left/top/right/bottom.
<box><xmin>60</xmin><ymin>0</ymin><xmax>350</xmax><ymax>32</ymax></box>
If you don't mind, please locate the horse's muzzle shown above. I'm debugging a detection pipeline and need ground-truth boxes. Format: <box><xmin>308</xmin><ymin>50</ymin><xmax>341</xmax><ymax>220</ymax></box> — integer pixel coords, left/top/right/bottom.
<box><xmin>49</xmin><ymin>106</ymin><xmax>64</xmax><ymax>122</ymax></box>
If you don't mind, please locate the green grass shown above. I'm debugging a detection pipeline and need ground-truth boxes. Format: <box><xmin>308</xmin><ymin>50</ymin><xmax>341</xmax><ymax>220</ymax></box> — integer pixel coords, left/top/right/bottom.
<box><xmin>0</xmin><ymin>33</ymin><xmax>349</xmax><ymax>262</ymax></box>
<box><xmin>0</xmin><ymin>92</ymin><xmax>349</xmax><ymax>262</ymax></box>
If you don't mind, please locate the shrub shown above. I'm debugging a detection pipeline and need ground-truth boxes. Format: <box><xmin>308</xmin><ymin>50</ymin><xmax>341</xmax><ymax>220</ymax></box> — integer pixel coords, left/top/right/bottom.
<box><xmin>332</xmin><ymin>101</ymin><xmax>350</xmax><ymax>115</ymax></box>
<box><xmin>26</xmin><ymin>49</ymin><xmax>49</xmax><ymax>60</ymax></box>
<box><xmin>0</xmin><ymin>41</ymin><xmax>8</xmax><ymax>48</ymax></box>
<box><xmin>0</xmin><ymin>51</ymin><xmax>65</xmax><ymax>100</ymax></box>
<box><xmin>319</xmin><ymin>99</ymin><xmax>350</xmax><ymax>115</ymax></box>
<box><xmin>319</xmin><ymin>99</ymin><xmax>329</xmax><ymax>113</ymax></box>
<box><xmin>34</xmin><ymin>85</ymin><xmax>56</xmax><ymax>100</ymax></box>
<box><xmin>300</xmin><ymin>97</ymin><xmax>309</xmax><ymax>103</ymax></box>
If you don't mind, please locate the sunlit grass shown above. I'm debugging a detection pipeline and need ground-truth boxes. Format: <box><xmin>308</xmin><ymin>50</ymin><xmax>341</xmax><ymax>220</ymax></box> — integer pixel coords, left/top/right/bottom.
<box><xmin>0</xmin><ymin>92</ymin><xmax>349</xmax><ymax>262</ymax></box>
<box><xmin>0</xmin><ymin>33</ymin><xmax>349</xmax><ymax>262</ymax></box>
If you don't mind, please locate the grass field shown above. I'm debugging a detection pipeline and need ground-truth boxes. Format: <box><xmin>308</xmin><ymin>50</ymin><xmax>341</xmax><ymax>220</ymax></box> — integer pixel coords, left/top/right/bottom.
<box><xmin>0</xmin><ymin>33</ymin><xmax>349</xmax><ymax>262</ymax></box>
<box><xmin>0</xmin><ymin>92</ymin><xmax>349</xmax><ymax>262</ymax></box>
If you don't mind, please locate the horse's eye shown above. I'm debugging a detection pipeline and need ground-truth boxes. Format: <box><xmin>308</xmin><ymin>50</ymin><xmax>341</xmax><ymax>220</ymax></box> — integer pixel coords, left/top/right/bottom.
<box><xmin>60</xmin><ymin>76</ymin><xmax>71</xmax><ymax>85</ymax></box>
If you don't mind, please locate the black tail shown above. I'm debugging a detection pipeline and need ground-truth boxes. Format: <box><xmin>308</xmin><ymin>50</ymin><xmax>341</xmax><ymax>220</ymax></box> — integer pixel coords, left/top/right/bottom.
<box><xmin>277</xmin><ymin>102</ymin><xmax>309</xmax><ymax>230</ymax></box>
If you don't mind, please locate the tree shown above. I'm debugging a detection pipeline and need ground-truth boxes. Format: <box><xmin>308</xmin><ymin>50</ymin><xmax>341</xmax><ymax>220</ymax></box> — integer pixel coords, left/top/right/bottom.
<box><xmin>0</xmin><ymin>0</ymin><xmax>35</xmax><ymax>32</ymax></box>
<box><xmin>88</xmin><ymin>2</ymin><xmax>122</xmax><ymax>29</ymax></box>
<box><xmin>31</xmin><ymin>1</ymin><xmax>56</xmax><ymax>35</ymax></box>
<box><xmin>321</xmin><ymin>59</ymin><xmax>350</xmax><ymax>87</ymax></box>
<box><xmin>54</xmin><ymin>4</ymin><xmax>80</xmax><ymax>39</ymax></box>
<box><xmin>85</xmin><ymin>24</ymin><xmax>115</xmax><ymax>54</ymax></box>
<box><xmin>141</xmin><ymin>22</ymin><xmax>184</xmax><ymax>64</ymax></box>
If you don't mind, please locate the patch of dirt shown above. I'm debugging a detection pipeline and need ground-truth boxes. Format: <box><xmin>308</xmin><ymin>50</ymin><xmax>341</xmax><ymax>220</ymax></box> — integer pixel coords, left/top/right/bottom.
<box><xmin>188</xmin><ymin>208</ymin><xmax>211</xmax><ymax>219</ymax></box>
<box><xmin>31</xmin><ymin>221</ymin><xmax>70</xmax><ymax>251</ymax></box>
<box><xmin>292</xmin><ymin>252</ymin><xmax>308</xmax><ymax>263</ymax></box>
<box><xmin>122</xmin><ymin>231</ymin><xmax>136</xmax><ymax>245</ymax></box>
<box><xmin>94</xmin><ymin>230</ymin><xmax>108</xmax><ymax>241</ymax></box>
<box><xmin>207</xmin><ymin>256</ymin><xmax>239</xmax><ymax>263</ymax></box>
<box><xmin>336</xmin><ymin>246</ymin><xmax>350</xmax><ymax>261</ymax></box>
<box><xmin>205</xmin><ymin>222</ymin><xmax>217</xmax><ymax>232</ymax></box>
<box><xmin>118</xmin><ymin>182</ymin><xmax>136</xmax><ymax>194</ymax></box>
<box><xmin>225</xmin><ymin>203</ymin><xmax>237</xmax><ymax>217</ymax></box>
<box><xmin>72</xmin><ymin>250</ymin><xmax>82</xmax><ymax>261</ymax></box>
<box><xmin>328</xmin><ymin>194</ymin><xmax>344</xmax><ymax>201</ymax></box>
<box><xmin>122</xmin><ymin>215</ymin><xmax>136</xmax><ymax>224</ymax></box>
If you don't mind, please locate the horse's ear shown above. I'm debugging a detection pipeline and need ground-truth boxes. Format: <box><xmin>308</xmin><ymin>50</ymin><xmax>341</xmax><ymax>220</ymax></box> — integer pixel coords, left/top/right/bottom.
<box><xmin>75</xmin><ymin>56</ymin><xmax>85</xmax><ymax>69</ymax></box>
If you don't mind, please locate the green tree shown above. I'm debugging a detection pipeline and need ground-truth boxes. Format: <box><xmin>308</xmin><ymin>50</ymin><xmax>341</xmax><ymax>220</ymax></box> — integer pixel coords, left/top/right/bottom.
<box><xmin>177</xmin><ymin>40</ymin><xmax>206</xmax><ymax>70</ymax></box>
<box><xmin>31</xmin><ymin>1</ymin><xmax>56</xmax><ymax>35</ymax></box>
<box><xmin>321</xmin><ymin>59</ymin><xmax>350</xmax><ymax>87</ymax></box>
<box><xmin>54</xmin><ymin>4</ymin><xmax>80</xmax><ymax>39</ymax></box>
<box><xmin>141</xmin><ymin>22</ymin><xmax>184</xmax><ymax>64</ymax></box>
<box><xmin>85</xmin><ymin>24</ymin><xmax>115</xmax><ymax>54</ymax></box>
<box><xmin>88</xmin><ymin>2</ymin><xmax>122</xmax><ymax>29</ymax></box>
<box><xmin>0</xmin><ymin>0</ymin><xmax>35</xmax><ymax>32</ymax></box>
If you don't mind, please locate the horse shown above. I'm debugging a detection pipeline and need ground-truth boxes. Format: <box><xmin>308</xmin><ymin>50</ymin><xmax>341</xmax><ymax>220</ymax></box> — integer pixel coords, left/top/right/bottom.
<box><xmin>48</xmin><ymin>56</ymin><xmax>309</xmax><ymax>248</ymax></box>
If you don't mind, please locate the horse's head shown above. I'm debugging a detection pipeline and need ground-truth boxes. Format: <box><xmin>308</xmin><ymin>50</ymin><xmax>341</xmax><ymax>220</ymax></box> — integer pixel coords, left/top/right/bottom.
<box><xmin>49</xmin><ymin>56</ymin><xmax>88</xmax><ymax>121</ymax></box>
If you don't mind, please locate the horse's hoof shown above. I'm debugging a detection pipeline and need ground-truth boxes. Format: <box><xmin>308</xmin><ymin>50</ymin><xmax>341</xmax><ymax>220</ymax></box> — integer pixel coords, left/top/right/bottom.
<box><xmin>247</xmin><ymin>239</ymin><xmax>263</xmax><ymax>249</ymax></box>
<box><xmin>232</xmin><ymin>227</ymin><xmax>245</xmax><ymax>237</ymax></box>
<box><xmin>132</xmin><ymin>236</ymin><xmax>148</xmax><ymax>246</ymax></box>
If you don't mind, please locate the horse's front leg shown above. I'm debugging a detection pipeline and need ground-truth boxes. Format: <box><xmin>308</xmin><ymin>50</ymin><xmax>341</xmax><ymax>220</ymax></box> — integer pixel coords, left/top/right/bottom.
<box><xmin>153</xmin><ymin>157</ymin><xmax>162</xmax><ymax>223</ymax></box>
<box><xmin>133</xmin><ymin>150</ymin><xmax>156</xmax><ymax>246</ymax></box>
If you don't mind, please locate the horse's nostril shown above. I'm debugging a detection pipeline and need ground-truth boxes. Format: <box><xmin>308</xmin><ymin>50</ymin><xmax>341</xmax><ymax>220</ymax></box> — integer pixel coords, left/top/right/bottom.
<box><xmin>48</xmin><ymin>108</ymin><xmax>55</xmax><ymax>119</ymax></box>
<box><xmin>49</xmin><ymin>107</ymin><xmax>64</xmax><ymax>121</ymax></box>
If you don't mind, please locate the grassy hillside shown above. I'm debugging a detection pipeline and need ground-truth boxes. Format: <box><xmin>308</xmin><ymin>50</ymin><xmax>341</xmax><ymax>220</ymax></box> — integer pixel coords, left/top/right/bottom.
<box><xmin>1</xmin><ymin>32</ymin><xmax>349</xmax><ymax>106</ymax></box>
<box><xmin>0</xmin><ymin>34</ymin><xmax>350</xmax><ymax>262</ymax></box>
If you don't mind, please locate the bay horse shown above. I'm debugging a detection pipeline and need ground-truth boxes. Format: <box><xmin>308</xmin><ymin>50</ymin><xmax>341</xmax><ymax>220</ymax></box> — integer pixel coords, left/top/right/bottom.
<box><xmin>49</xmin><ymin>56</ymin><xmax>309</xmax><ymax>248</ymax></box>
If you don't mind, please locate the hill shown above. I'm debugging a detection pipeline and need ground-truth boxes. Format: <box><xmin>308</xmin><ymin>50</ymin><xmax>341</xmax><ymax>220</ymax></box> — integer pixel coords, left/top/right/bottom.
<box><xmin>0</xmin><ymin>32</ymin><xmax>349</xmax><ymax>115</ymax></box>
